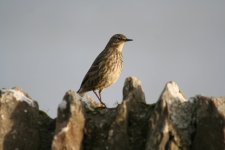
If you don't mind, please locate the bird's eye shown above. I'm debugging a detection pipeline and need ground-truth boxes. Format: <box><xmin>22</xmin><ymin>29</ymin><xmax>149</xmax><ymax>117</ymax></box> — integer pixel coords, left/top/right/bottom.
<box><xmin>117</xmin><ymin>37</ymin><xmax>122</xmax><ymax>41</ymax></box>
<box><xmin>115</xmin><ymin>37</ymin><xmax>120</xmax><ymax>42</ymax></box>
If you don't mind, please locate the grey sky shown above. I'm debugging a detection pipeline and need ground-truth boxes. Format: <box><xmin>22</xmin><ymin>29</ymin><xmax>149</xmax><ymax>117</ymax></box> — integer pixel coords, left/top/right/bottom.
<box><xmin>1</xmin><ymin>0</ymin><xmax>225</xmax><ymax>117</ymax></box>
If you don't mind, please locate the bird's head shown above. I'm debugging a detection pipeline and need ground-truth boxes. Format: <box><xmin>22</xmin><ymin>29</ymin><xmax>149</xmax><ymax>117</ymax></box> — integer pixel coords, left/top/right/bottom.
<box><xmin>107</xmin><ymin>34</ymin><xmax>133</xmax><ymax>52</ymax></box>
<box><xmin>110</xmin><ymin>34</ymin><xmax>133</xmax><ymax>44</ymax></box>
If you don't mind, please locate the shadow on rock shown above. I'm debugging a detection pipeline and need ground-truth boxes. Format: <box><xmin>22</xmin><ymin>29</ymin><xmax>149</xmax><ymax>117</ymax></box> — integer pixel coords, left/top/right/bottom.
<box><xmin>0</xmin><ymin>88</ymin><xmax>55</xmax><ymax>150</ymax></box>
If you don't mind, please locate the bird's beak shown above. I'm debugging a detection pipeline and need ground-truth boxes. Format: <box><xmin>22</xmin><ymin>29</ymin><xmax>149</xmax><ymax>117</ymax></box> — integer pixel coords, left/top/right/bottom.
<box><xmin>125</xmin><ymin>38</ymin><xmax>133</xmax><ymax>42</ymax></box>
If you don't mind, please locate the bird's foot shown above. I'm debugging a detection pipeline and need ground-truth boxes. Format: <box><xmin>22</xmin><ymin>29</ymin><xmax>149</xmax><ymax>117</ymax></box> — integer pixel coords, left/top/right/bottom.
<box><xmin>99</xmin><ymin>102</ymin><xmax>107</xmax><ymax>108</ymax></box>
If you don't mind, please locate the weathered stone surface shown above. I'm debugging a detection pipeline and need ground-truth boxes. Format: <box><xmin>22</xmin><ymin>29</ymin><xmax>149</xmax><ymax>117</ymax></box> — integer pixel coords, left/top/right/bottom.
<box><xmin>191</xmin><ymin>96</ymin><xmax>225</xmax><ymax>150</ymax></box>
<box><xmin>107</xmin><ymin>101</ymin><xmax>129</xmax><ymax>150</ymax></box>
<box><xmin>1</xmin><ymin>77</ymin><xmax>225</xmax><ymax>150</ymax></box>
<box><xmin>83</xmin><ymin>76</ymin><xmax>151</xmax><ymax>150</ymax></box>
<box><xmin>83</xmin><ymin>107</ymin><xmax>117</xmax><ymax>150</ymax></box>
<box><xmin>0</xmin><ymin>87</ymin><xmax>54</xmax><ymax>150</ymax></box>
<box><xmin>123</xmin><ymin>76</ymin><xmax>146</xmax><ymax>103</ymax></box>
<box><xmin>145</xmin><ymin>81</ymin><xmax>194</xmax><ymax>150</ymax></box>
<box><xmin>52</xmin><ymin>90</ymin><xmax>85</xmax><ymax>150</ymax></box>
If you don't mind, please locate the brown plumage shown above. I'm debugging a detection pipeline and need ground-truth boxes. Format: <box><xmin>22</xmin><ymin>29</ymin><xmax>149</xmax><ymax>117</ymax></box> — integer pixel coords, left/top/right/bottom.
<box><xmin>77</xmin><ymin>34</ymin><xmax>132</xmax><ymax>107</ymax></box>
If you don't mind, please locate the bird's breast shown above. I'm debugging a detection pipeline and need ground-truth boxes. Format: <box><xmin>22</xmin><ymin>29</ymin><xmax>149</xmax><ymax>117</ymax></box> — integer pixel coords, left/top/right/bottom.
<box><xmin>101</xmin><ymin>52</ymin><xmax>123</xmax><ymax>87</ymax></box>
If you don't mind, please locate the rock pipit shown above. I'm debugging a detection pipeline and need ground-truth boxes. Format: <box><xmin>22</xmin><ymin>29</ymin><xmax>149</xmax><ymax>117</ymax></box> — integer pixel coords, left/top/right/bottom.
<box><xmin>77</xmin><ymin>34</ymin><xmax>132</xmax><ymax>107</ymax></box>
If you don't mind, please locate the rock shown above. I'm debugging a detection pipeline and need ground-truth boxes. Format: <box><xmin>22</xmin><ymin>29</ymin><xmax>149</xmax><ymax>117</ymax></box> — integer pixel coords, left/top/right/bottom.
<box><xmin>83</xmin><ymin>76</ymin><xmax>152</xmax><ymax>150</ymax></box>
<box><xmin>145</xmin><ymin>81</ymin><xmax>194</xmax><ymax>150</ymax></box>
<box><xmin>0</xmin><ymin>87</ymin><xmax>55</xmax><ymax>150</ymax></box>
<box><xmin>191</xmin><ymin>96</ymin><xmax>225</xmax><ymax>150</ymax></box>
<box><xmin>81</xmin><ymin>94</ymin><xmax>105</xmax><ymax>110</ymax></box>
<box><xmin>1</xmin><ymin>77</ymin><xmax>225</xmax><ymax>150</ymax></box>
<box><xmin>52</xmin><ymin>90</ymin><xmax>85</xmax><ymax>150</ymax></box>
<box><xmin>107</xmin><ymin>101</ymin><xmax>129</xmax><ymax>150</ymax></box>
<box><xmin>83</xmin><ymin>107</ymin><xmax>117</xmax><ymax>150</ymax></box>
<box><xmin>123</xmin><ymin>76</ymin><xmax>146</xmax><ymax>103</ymax></box>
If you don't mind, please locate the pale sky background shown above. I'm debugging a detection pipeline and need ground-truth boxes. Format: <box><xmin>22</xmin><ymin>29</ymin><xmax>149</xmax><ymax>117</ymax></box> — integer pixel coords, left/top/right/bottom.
<box><xmin>1</xmin><ymin>0</ymin><xmax>225</xmax><ymax>117</ymax></box>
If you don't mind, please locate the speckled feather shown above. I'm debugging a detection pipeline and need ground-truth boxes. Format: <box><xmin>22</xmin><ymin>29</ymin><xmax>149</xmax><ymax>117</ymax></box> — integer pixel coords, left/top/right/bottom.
<box><xmin>78</xmin><ymin>46</ymin><xmax>123</xmax><ymax>93</ymax></box>
<box><xmin>77</xmin><ymin>34</ymin><xmax>132</xmax><ymax>102</ymax></box>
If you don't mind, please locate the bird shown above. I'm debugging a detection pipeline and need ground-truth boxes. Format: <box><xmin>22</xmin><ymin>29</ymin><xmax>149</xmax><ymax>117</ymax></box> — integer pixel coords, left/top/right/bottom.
<box><xmin>77</xmin><ymin>34</ymin><xmax>133</xmax><ymax>107</ymax></box>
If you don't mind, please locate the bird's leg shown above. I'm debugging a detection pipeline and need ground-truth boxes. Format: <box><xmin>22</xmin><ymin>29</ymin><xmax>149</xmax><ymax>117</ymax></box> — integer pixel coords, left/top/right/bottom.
<box><xmin>98</xmin><ymin>90</ymin><xmax>106</xmax><ymax>107</ymax></box>
<box><xmin>93</xmin><ymin>90</ymin><xmax>106</xmax><ymax>107</ymax></box>
<box><xmin>93</xmin><ymin>90</ymin><xmax>101</xmax><ymax>100</ymax></box>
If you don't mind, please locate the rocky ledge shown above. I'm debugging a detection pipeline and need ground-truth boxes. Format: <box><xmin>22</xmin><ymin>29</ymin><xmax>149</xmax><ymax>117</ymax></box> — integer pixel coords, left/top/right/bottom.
<box><xmin>0</xmin><ymin>77</ymin><xmax>225</xmax><ymax>150</ymax></box>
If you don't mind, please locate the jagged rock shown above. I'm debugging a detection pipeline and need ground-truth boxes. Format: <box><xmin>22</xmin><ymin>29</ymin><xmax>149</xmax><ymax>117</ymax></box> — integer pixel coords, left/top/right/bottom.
<box><xmin>191</xmin><ymin>96</ymin><xmax>225</xmax><ymax>150</ymax></box>
<box><xmin>52</xmin><ymin>90</ymin><xmax>85</xmax><ymax>150</ymax></box>
<box><xmin>83</xmin><ymin>76</ymin><xmax>151</xmax><ymax>150</ymax></box>
<box><xmin>1</xmin><ymin>77</ymin><xmax>225</xmax><ymax>150</ymax></box>
<box><xmin>82</xmin><ymin>101</ymin><xmax>131</xmax><ymax>150</ymax></box>
<box><xmin>123</xmin><ymin>76</ymin><xmax>146</xmax><ymax>103</ymax></box>
<box><xmin>0</xmin><ymin>87</ymin><xmax>55</xmax><ymax>150</ymax></box>
<box><xmin>83</xmin><ymin>107</ymin><xmax>117</xmax><ymax>150</ymax></box>
<box><xmin>107</xmin><ymin>101</ymin><xmax>129</xmax><ymax>150</ymax></box>
<box><xmin>145</xmin><ymin>81</ymin><xmax>194</xmax><ymax>150</ymax></box>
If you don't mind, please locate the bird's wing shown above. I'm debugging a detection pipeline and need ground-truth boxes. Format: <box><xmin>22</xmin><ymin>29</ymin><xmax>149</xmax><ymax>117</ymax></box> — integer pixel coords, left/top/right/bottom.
<box><xmin>78</xmin><ymin>50</ymin><xmax>106</xmax><ymax>91</ymax></box>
